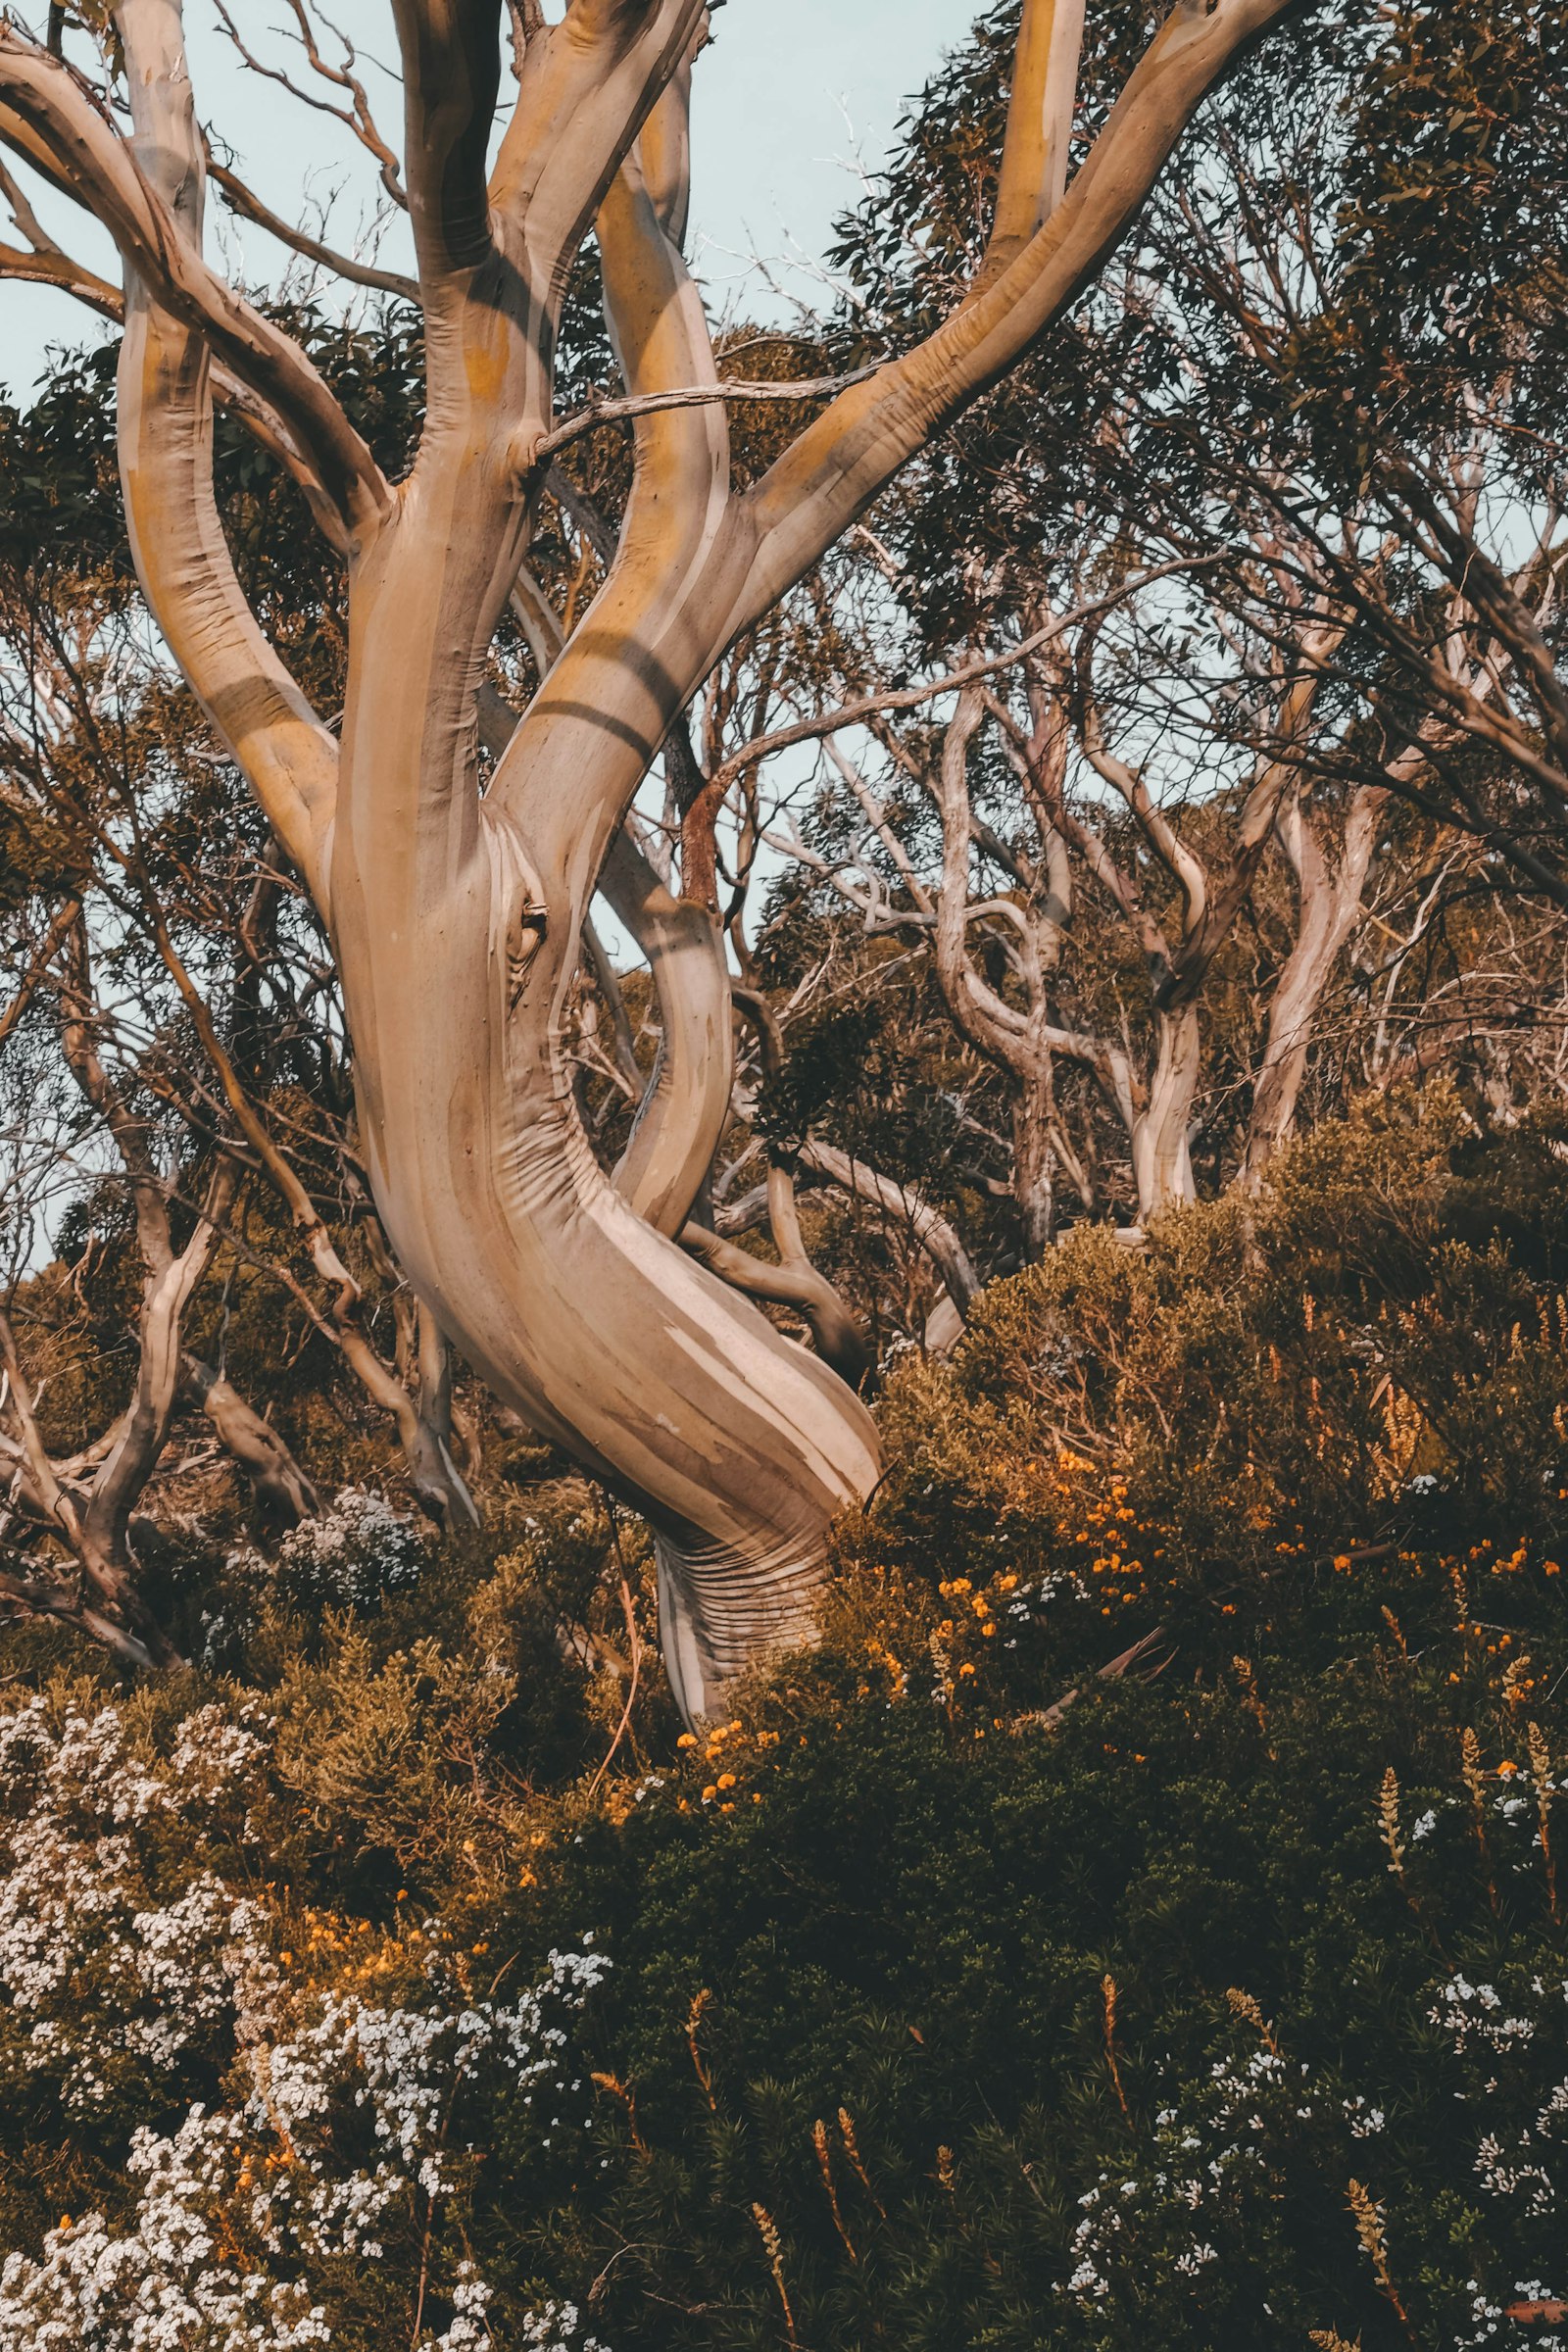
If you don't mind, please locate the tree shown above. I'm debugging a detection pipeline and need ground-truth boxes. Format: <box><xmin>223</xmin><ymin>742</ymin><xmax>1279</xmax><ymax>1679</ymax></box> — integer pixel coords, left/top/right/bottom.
<box><xmin>0</xmin><ymin>0</ymin><xmax>1309</xmax><ymax>1717</ymax></box>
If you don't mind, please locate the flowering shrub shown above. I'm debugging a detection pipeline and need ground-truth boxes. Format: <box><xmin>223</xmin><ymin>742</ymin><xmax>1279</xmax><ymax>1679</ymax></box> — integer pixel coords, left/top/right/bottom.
<box><xmin>516</xmin><ymin>1611</ymin><xmax>1568</xmax><ymax>2349</ymax></box>
<box><xmin>0</xmin><ymin>1695</ymin><xmax>273</xmax><ymax>2120</ymax></box>
<box><xmin>0</xmin><ymin>1685</ymin><xmax>611</xmax><ymax>2349</ymax></box>
<box><xmin>205</xmin><ymin>1488</ymin><xmax>431</xmax><ymax>1662</ymax></box>
<box><xmin>1</xmin><ymin>1102</ymin><xmax>1567</xmax><ymax>2348</ymax></box>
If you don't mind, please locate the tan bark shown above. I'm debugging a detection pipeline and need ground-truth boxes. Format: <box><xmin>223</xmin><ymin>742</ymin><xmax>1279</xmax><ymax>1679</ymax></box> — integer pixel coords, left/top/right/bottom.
<box><xmin>1245</xmin><ymin>783</ymin><xmax>1389</xmax><ymax>1184</ymax></box>
<box><xmin>2</xmin><ymin>0</ymin><xmax>1304</xmax><ymax>1715</ymax></box>
<box><xmin>600</xmin><ymin>827</ymin><xmax>733</xmax><ymax>1237</ymax></box>
<box><xmin>1131</xmin><ymin>1004</ymin><xmax>1200</xmax><ymax>1216</ymax></box>
<box><xmin>182</xmin><ymin>1356</ymin><xmax>321</xmax><ymax>1530</ymax></box>
<box><xmin>796</xmin><ymin>1140</ymin><xmax>981</xmax><ymax>1321</ymax></box>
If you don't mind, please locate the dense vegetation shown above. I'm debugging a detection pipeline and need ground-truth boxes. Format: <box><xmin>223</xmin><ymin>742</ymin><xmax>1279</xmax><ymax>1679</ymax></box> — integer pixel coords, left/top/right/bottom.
<box><xmin>0</xmin><ymin>1096</ymin><xmax>1565</xmax><ymax>2347</ymax></box>
<box><xmin>2</xmin><ymin>0</ymin><xmax>1567</xmax><ymax>2342</ymax></box>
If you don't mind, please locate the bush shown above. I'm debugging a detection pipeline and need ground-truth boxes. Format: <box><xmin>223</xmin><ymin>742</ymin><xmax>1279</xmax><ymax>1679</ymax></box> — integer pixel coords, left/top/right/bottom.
<box><xmin>0</xmin><ymin>1100</ymin><xmax>1566</xmax><ymax>2348</ymax></box>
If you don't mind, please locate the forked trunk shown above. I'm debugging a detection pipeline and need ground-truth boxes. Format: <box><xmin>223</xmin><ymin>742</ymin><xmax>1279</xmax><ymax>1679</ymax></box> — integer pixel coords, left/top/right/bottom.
<box><xmin>329</xmin><ymin>707</ymin><xmax>879</xmax><ymax>1718</ymax></box>
<box><xmin>1246</xmin><ymin>788</ymin><xmax>1387</xmax><ymax>1188</ymax></box>
<box><xmin>83</xmin><ymin>0</ymin><xmax>1304</xmax><ymax>1717</ymax></box>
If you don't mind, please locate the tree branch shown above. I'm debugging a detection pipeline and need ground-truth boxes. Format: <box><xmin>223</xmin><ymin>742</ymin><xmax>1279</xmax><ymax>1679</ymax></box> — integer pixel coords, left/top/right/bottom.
<box><xmin>0</xmin><ymin>25</ymin><xmax>389</xmax><ymax>532</ymax></box>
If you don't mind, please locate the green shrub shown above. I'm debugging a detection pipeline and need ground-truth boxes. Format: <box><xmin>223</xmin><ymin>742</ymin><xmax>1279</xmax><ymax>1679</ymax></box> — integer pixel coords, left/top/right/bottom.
<box><xmin>1</xmin><ymin>1100</ymin><xmax>1566</xmax><ymax>2348</ymax></box>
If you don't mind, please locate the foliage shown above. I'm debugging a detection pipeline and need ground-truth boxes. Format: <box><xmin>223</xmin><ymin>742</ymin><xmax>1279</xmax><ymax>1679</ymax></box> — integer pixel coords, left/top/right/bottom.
<box><xmin>0</xmin><ymin>1102</ymin><xmax>1562</xmax><ymax>2345</ymax></box>
<box><xmin>1</xmin><ymin>0</ymin><xmax>1567</xmax><ymax>2342</ymax></box>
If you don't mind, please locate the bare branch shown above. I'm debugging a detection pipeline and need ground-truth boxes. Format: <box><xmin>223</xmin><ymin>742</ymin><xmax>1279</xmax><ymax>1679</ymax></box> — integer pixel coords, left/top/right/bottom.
<box><xmin>207</xmin><ymin>153</ymin><xmax>417</xmax><ymax>303</ymax></box>
<box><xmin>213</xmin><ymin>0</ymin><xmax>407</xmax><ymax>209</ymax></box>
<box><xmin>0</xmin><ymin>28</ymin><xmax>389</xmax><ymax>531</ymax></box>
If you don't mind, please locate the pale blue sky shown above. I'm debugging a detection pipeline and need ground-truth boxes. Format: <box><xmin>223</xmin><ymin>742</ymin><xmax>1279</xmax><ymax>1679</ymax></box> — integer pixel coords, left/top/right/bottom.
<box><xmin>2</xmin><ymin>2</ymin><xmax>965</xmax><ymax>397</ymax></box>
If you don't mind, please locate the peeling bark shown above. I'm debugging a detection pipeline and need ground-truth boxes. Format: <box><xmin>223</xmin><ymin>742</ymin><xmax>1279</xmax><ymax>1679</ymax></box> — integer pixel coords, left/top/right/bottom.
<box><xmin>1131</xmin><ymin>1004</ymin><xmax>1200</xmax><ymax>1220</ymax></box>
<box><xmin>1246</xmin><ymin>784</ymin><xmax>1389</xmax><ymax>1186</ymax></box>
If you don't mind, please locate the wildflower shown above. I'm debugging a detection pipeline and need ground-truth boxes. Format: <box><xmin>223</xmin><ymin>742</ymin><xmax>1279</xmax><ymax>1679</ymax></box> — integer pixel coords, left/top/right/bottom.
<box><xmin>1379</xmin><ymin>1768</ymin><xmax>1405</xmax><ymax>1880</ymax></box>
<box><xmin>752</xmin><ymin>2203</ymin><xmax>797</xmax><ymax>2345</ymax></box>
<box><xmin>1348</xmin><ymin>2180</ymin><xmax>1415</xmax><ymax>2334</ymax></box>
<box><xmin>1529</xmin><ymin>1721</ymin><xmax>1558</xmax><ymax>1921</ymax></box>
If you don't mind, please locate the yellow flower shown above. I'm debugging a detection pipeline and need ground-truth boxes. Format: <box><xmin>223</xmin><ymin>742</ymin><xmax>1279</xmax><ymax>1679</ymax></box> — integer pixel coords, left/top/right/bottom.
<box><xmin>717</xmin><ymin>1772</ymin><xmax>737</xmax><ymax>1790</ymax></box>
<box><xmin>677</xmin><ymin>1732</ymin><xmax>698</xmax><ymax>1748</ymax></box>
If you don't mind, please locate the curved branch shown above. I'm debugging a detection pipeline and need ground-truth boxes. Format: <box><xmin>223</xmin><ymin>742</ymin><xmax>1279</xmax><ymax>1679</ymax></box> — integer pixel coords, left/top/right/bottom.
<box><xmin>739</xmin><ymin>0</ymin><xmax>1300</xmax><ymax>625</ymax></box>
<box><xmin>113</xmin><ymin>0</ymin><xmax>342</xmax><ymax>910</ymax></box>
<box><xmin>531</xmin><ymin>368</ymin><xmax>879</xmax><ymax>464</ymax></box>
<box><xmin>796</xmin><ymin>1139</ymin><xmax>980</xmax><ymax>1319</ymax></box>
<box><xmin>703</xmin><ymin>562</ymin><xmax>1205</xmax><ymax>804</ymax></box>
<box><xmin>680</xmin><ymin>1220</ymin><xmax>870</xmax><ymax>1391</ymax></box>
<box><xmin>600</xmin><ymin>824</ymin><xmax>732</xmax><ymax>1236</ymax></box>
<box><xmin>0</xmin><ymin>25</ymin><xmax>388</xmax><ymax>532</ymax></box>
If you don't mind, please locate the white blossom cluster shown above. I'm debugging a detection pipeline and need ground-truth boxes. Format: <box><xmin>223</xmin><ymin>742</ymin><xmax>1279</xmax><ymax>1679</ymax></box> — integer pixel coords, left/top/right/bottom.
<box><xmin>0</xmin><ymin>1945</ymin><xmax>611</xmax><ymax>2351</ymax></box>
<box><xmin>207</xmin><ymin>1490</ymin><xmax>430</xmax><ymax>1658</ymax></box>
<box><xmin>1430</xmin><ymin>1975</ymin><xmax>1540</xmax><ymax>2056</ymax></box>
<box><xmin>1061</xmin><ymin>2044</ymin><xmax>1287</xmax><ymax>2305</ymax></box>
<box><xmin>520</xmin><ymin>2303</ymin><xmax>611</xmax><ymax>2352</ymax></box>
<box><xmin>1407</xmin><ymin>1764</ymin><xmax>1564</xmax><ymax>1861</ymax></box>
<box><xmin>1429</xmin><ymin>1973</ymin><xmax>1568</xmax><ymax>2253</ymax></box>
<box><xmin>0</xmin><ymin>1696</ymin><xmax>276</xmax><ymax>2113</ymax></box>
<box><xmin>0</xmin><ymin>1690</ymin><xmax>612</xmax><ymax>2352</ymax></box>
<box><xmin>1457</xmin><ymin>2278</ymin><xmax>1567</xmax><ymax>2352</ymax></box>
<box><xmin>1000</xmin><ymin>1567</ymin><xmax>1092</xmax><ymax>1650</ymax></box>
<box><xmin>1058</xmin><ymin>1966</ymin><xmax>1568</xmax><ymax>2336</ymax></box>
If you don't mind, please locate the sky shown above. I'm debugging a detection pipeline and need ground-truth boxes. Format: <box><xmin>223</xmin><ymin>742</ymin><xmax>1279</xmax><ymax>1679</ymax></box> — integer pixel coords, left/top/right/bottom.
<box><xmin>1</xmin><ymin>1</ymin><xmax>963</xmax><ymax>397</ymax></box>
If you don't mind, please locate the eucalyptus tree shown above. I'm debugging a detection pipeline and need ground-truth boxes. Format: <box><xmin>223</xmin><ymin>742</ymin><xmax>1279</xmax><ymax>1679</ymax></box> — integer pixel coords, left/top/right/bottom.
<box><xmin>0</xmin><ymin>0</ymin><xmax>1311</xmax><ymax>1717</ymax></box>
<box><xmin>808</xmin><ymin>0</ymin><xmax>1568</xmax><ymax>1217</ymax></box>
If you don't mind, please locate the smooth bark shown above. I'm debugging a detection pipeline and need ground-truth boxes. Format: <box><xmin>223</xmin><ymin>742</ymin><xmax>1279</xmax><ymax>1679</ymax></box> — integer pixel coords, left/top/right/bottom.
<box><xmin>0</xmin><ymin>0</ymin><xmax>1304</xmax><ymax>1714</ymax></box>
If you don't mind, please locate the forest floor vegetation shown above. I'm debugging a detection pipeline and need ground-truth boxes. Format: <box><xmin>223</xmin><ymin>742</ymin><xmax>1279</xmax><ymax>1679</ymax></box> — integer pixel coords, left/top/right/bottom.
<box><xmin>0</xmin><ymin>1091</ymin><xmax>1566</xmax><ymax>2350</ymax></box>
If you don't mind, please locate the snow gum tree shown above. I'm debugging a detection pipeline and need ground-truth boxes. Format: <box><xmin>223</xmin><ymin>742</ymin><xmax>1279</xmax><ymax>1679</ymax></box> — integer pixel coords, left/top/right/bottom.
<box><xmin>0</xmin><ymin>0</ymin><xmax>1308</xmax><ymax>1719</ymax></box>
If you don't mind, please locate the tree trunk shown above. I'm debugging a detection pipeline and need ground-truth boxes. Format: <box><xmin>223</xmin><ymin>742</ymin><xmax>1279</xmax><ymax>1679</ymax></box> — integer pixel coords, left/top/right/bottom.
<box><xmin>1245</xmin><ymin>786</ymin><xmax>1387</xmax><ymax>1187</ymax></box>
<box><xmin>1012</xmin><ymin>1057</ymin><xmax>1057</xmax><ymax>1259</ymax></box>
<box><xmin>86</xmin><ymin>0</ymin><xmax>1302</xmax><ymax>1719</ymax></box>
<box><xmin>1132</xmin><ymin>1004</ymin><xmax>1200</xmax><ymax>1219</ymax></box>
<box><xmin>183</xmin><ymin>1355</ymin><xmax>320</xmax><ymax>1530</ymax></box>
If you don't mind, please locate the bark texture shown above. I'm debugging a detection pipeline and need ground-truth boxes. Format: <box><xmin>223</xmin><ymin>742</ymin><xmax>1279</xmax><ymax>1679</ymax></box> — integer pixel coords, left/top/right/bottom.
<box><xmin>0</xmin><ymin>0</ymin><xmax>1303</xmax><ymax>1715</ymax></box>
